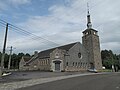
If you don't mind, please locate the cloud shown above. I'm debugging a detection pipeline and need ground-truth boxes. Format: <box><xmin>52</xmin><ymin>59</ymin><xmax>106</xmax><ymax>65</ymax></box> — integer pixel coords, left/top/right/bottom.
<box><xmin>101</xmin><ymin>42</ymin><xmax>120</xmax><ymax>54</ymax></box>
<box><xmin>0</xmin><ymin>0</ymin><xmax>31</xmax><ymax>11</ymax></box>
<box><xmin>0</xmin><ymin>1</ymin><xmax>7</xmax><ymax>11</ymax></box>
<box><xmin>1</xmin><ymin>0</ymin><xmax>120</xmax><ymax>54</ymax></box>
<box><xmin>8</xmin><ymin>0</ymin><xmax>31</xmax><ymax>5</ymax></box>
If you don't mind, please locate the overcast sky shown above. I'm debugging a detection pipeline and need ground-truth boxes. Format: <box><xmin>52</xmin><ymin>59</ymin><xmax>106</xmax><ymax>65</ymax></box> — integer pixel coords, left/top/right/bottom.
<box><xmin>0</xmin><ymin>0</ymin><xmax>120</xmax><ymax>54</ymax></box>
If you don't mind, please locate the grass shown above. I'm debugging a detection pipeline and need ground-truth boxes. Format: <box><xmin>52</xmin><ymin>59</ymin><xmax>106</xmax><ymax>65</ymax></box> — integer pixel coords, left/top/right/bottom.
<box><xmin>98</xmin><ymin>69</ymin><xmax>112</xmax><ymax>72</ymax></box>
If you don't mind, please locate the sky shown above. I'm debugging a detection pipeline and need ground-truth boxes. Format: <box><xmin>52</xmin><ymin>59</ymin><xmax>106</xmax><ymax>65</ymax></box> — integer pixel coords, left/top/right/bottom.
<box><xmin>0</xmin><ymin>0</ymin><xmax>120</xmax><ymax>54</ymax></box>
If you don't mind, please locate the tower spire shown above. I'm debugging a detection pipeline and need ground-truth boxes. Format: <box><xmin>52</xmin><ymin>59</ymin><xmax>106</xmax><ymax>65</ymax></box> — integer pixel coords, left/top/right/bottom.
<box><xmin>87</xmin><ymin>3</ymin><xmax>92</xmax><ymax>29</ymax></box>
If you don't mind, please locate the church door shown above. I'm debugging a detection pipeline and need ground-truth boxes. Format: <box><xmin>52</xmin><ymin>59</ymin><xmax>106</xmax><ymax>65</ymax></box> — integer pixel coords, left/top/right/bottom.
<box><xmin>90</xmin><ymin>63</ymin><xmax>94</xmax><ymax>69</ymax></box>
<box><xmin>53</xmin><ymin>61</ymin><xmax>61</xmax><ymax>71</ymax></box>
<box><xmin>55</xmin><ymin>63</ymin><xmax>60</xmax><ymax>71</ymax></box>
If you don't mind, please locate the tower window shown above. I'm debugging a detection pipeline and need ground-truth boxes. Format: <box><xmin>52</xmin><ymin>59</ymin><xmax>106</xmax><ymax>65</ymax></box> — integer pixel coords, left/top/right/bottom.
<box><xmin>86</xmin><ymin>32</ymin><xmax>88</xmax><ymax>35</ymax></box>
<box><xmin>88</xmin><ymin>31</ymin><xmax>91</xmax><ymax>34</ymax></box>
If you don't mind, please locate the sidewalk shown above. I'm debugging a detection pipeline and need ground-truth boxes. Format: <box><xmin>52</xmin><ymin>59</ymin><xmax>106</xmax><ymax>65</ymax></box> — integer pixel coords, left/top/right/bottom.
<box><xmin>0</xmin><ymin>72</ymin><xmax>103</xmax><ymax>90</ymax></box>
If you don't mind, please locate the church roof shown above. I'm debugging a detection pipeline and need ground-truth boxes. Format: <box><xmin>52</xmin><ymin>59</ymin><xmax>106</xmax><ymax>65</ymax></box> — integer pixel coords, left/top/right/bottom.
<box><xmin>26</xmin><ymin>42</ymin><xmax>78</xmax><ymax>65</ymax></box>
<box><xmin>38</xmin><ymin>42</ymin><xmax>78</xmax><ymax>59</ymax></box>
<box><xmin>26</xmin><ymin>42</ymin><xmax>78</xmax><ymax>64</ymax></box>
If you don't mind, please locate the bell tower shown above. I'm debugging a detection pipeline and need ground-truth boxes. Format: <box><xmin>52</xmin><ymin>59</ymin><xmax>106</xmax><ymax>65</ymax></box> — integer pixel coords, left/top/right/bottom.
<box><xmin>82</xmin><ymin>3</ymin><xmax>102</xmax><ymax>70</ymax></box>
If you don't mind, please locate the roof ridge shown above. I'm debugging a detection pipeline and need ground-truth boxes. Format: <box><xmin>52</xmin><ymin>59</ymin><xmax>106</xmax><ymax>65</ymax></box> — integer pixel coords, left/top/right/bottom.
<box><xmin>40</xmin><ymin>42</ymin><xmax>79</xmax><ymax>53</ymax></box>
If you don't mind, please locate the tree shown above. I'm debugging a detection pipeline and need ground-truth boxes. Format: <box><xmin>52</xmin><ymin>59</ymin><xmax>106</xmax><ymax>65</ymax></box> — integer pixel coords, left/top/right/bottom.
<box><xmin>101</xmin><ymin>50</ymin><xmax>120</xmax><ymax>70</ymax></box>
<box><xmin>0</xmin><ymin>52</ymin><xmax>32</xmax><ymax>69</ymax></box>
<box><xmin>25</xmin><ymin>53</ymin><xmax>30</xmax><ymax>57</ymax></box>
<box><xmin>11</xmin><ymin>53</ymin><xmax>17</xmax><ymax>69</ymax></box>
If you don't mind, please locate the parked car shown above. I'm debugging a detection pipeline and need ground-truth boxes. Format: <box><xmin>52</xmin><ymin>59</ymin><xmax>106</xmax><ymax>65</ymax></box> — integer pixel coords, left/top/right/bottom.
<box><xmin>88</xmin><ymin>68</ymin><xmax>98</xmax><ymax>73</ymax></box>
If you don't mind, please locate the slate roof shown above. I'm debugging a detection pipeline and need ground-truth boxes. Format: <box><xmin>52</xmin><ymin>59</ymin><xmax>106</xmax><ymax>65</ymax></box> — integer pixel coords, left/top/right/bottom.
<box><xmin>38</xmin><ymin>42</ymin><xmax>78</xmax><ymax>58</ymax></box>
<box><xmin>26</xmin><ymin>42</ymin><xmax>78</xmax><ymax>64</ymax></box>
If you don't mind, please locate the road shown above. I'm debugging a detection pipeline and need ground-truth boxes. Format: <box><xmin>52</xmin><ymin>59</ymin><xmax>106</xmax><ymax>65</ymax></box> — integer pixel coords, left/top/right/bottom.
<box><xmin>0</xmin><ymin>71</ymin><xmax>87</xmax><ymax>83</ymax></box>
<box><xmin>18</xmin><ymin>73</ymin><xmax>120</xmax><ymax>90</ymax></box>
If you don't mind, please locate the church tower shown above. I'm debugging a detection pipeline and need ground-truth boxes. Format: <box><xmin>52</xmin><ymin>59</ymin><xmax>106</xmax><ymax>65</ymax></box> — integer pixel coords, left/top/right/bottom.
<box><xmin>82</xmin><ymin>4</ymin><xmax>102</xmax><ymax>70</ymax></box>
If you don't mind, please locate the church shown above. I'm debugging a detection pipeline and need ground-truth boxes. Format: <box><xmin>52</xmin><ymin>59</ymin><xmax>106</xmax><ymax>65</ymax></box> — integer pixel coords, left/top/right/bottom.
<box><xmin>19</xmin><ymin>9</ymin><xmax>102</xmax><ymax>72</ymax></box>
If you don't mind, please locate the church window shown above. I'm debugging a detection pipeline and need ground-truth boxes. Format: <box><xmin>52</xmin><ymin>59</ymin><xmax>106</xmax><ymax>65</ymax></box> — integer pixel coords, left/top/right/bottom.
<box><xmin>78</xmin><ymin>52</ymin><xmax>81</xmax><ymax>58</ymax></box>
<box><xmin>83</xmin><ymin>63</ymin><xmax>84</xmax><ymax>67</ymax></box>
<box><xmin>44</xmin><ymin>60</ymin><xmax>46</xmax><ymax>65</ymax></box>
<box><xmin>73</xmin><ymin>62</ymin><xmax>74</xmax><ymax>66</ymax></box>
<box><xmin>81</xmin><ymin>62</ymin><xmax>82</xmax><ymax>67</ymax></box>
<box><xmin>85</xmin><ymin>63</ymin><xmax>86</xmax><ymax>67</ymax></box>
<box><xmin>47</xmin><ymin>60</ymin><xmax>48</xmax><ymax>64</ymax></box>
<box><xmin>55</xmin><ymin>53</ymin><xmax>59</xmax><ymax>58</ymax></box>
<box><xmin>78</xmin><ymin>62</ymin><xmax>80</xmax><ymax>66</ymax></box>
<box><xmin>66</xmin><ymin>62</ymin><xmax>68</xmax><ymax>66</ymax></box>
<box><xmin>76</xmin><ymin>62</ymin><xmax>77</xmax><ymax>66</ymax></box>
<box><xmin>40</xmin><ymin>61</ymin><xmax>41</xmax><ymax>65</ymax></box>
<box><xmin>41</xmin><ymin>61</ymin><xmax>42</xmax><ymax>65</ymax></box>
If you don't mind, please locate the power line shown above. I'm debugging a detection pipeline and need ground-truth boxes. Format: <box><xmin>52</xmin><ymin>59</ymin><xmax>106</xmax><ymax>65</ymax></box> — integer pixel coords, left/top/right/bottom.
<box><xmin>0</xmin><ymin>19</ymin><xmax>59</xmax><ymax>46</ymax></box>
<box><xmin>0</xmin><ymin>0</ymin><xmax>109</xmax><ymax>47</ymax></box>
<box><xmin>9</xmin><ymin>25</ymin><xmax>59</xmax><ymax>45</ymax></box>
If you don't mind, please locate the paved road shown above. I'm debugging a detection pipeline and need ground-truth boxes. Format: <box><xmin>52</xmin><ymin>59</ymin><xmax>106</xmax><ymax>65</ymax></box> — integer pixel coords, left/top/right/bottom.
<box><xmin>18</xmin><ymin>73</ymin><xmax>120</xmax><ymax>90</ymax></box>
<box><xmin>0</xmin><ymin>71</ymin><xmax>87</xmax><ymax>83</ymax></box>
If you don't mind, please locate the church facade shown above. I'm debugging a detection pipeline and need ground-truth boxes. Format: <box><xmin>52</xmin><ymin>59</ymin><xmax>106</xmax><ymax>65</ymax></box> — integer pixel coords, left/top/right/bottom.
<box><xmin>19</xmin><ymin>42</ymin><xmax>89</xmax><ymax>71</ymax></box>
<box><xmin>19</xmin><ymin>9</ymin><xmax>102</xmax><ymax>72</ymax></box>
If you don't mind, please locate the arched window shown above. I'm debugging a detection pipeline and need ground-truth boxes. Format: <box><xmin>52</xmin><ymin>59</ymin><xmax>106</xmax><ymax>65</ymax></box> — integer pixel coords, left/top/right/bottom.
<box><xmin>73</xmin><ymin>62</ymin><xmax>74</xmax><ymax>66</ymax></box>
<box><xmin>66</xmin><ymin>62</ymin><xmax>68</xmax><ymax>66</ymax></box>
<box><xmin>76</xmin><ymin>62</ymin><xmax>77</xmax><ymax>66</ymax></box>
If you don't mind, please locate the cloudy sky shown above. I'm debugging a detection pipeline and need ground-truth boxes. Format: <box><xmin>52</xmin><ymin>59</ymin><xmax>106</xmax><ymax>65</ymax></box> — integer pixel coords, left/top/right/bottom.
<box><xmin>0</xmin><ymin>0</ymin><xmax>120</xmax><ymax>54</ymax></box>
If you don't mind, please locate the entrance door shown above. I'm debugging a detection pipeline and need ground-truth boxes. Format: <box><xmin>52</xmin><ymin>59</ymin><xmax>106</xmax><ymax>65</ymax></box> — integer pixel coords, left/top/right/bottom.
<box><xmin>90</xmin><ymin>62</ymin><xmax>94</xmax><ymax>69</ymax></box>
<box><xmin>55</xmin><ymin>63</ymin><xmax>60</xmax><ymax>71</ymax></box>
<box><xmin>53</xmin><ymin>61</ymin><xmax>61</xmax><ymax>71</ymax></box>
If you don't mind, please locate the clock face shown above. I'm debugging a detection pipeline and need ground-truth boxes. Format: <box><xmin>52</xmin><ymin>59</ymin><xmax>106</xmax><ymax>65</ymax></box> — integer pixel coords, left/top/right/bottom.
<box><xmin>78</xmin><ymin>52</ymin><xmax>81</xmax><ymax>58</ymax></box>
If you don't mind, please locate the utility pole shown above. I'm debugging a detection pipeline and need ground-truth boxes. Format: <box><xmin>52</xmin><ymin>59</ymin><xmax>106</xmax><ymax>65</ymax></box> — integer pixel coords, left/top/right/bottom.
<box><xmin>0</xmin><ymin>23</ymin><xmax>9</xmax><ymax>77</ymax></box>
<box><xmin>8</xmin><ymin>46</ymin><xmax>12</xmax><ymax>70</ymax></box>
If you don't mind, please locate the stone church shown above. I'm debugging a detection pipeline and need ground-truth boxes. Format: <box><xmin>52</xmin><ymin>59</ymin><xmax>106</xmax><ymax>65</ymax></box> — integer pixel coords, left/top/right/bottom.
<box><xmin>19</xmin><ymin>9</ymin><xmax>102</xmax><ymax>72</ymax></box>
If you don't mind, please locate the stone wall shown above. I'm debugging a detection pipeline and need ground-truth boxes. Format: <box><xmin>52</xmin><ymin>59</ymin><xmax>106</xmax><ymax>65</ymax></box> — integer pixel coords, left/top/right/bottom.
<box><xmin>64</xmin><ymin>42</ymin><xmax>89</xmax><ymax>71</ymax></box>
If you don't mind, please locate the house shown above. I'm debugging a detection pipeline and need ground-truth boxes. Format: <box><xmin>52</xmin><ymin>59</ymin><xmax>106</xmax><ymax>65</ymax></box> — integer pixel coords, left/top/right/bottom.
<box><xmin>19</xmin><ymin>56</ymin><xmax>31</xmax><ymax>70</ymax></box>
